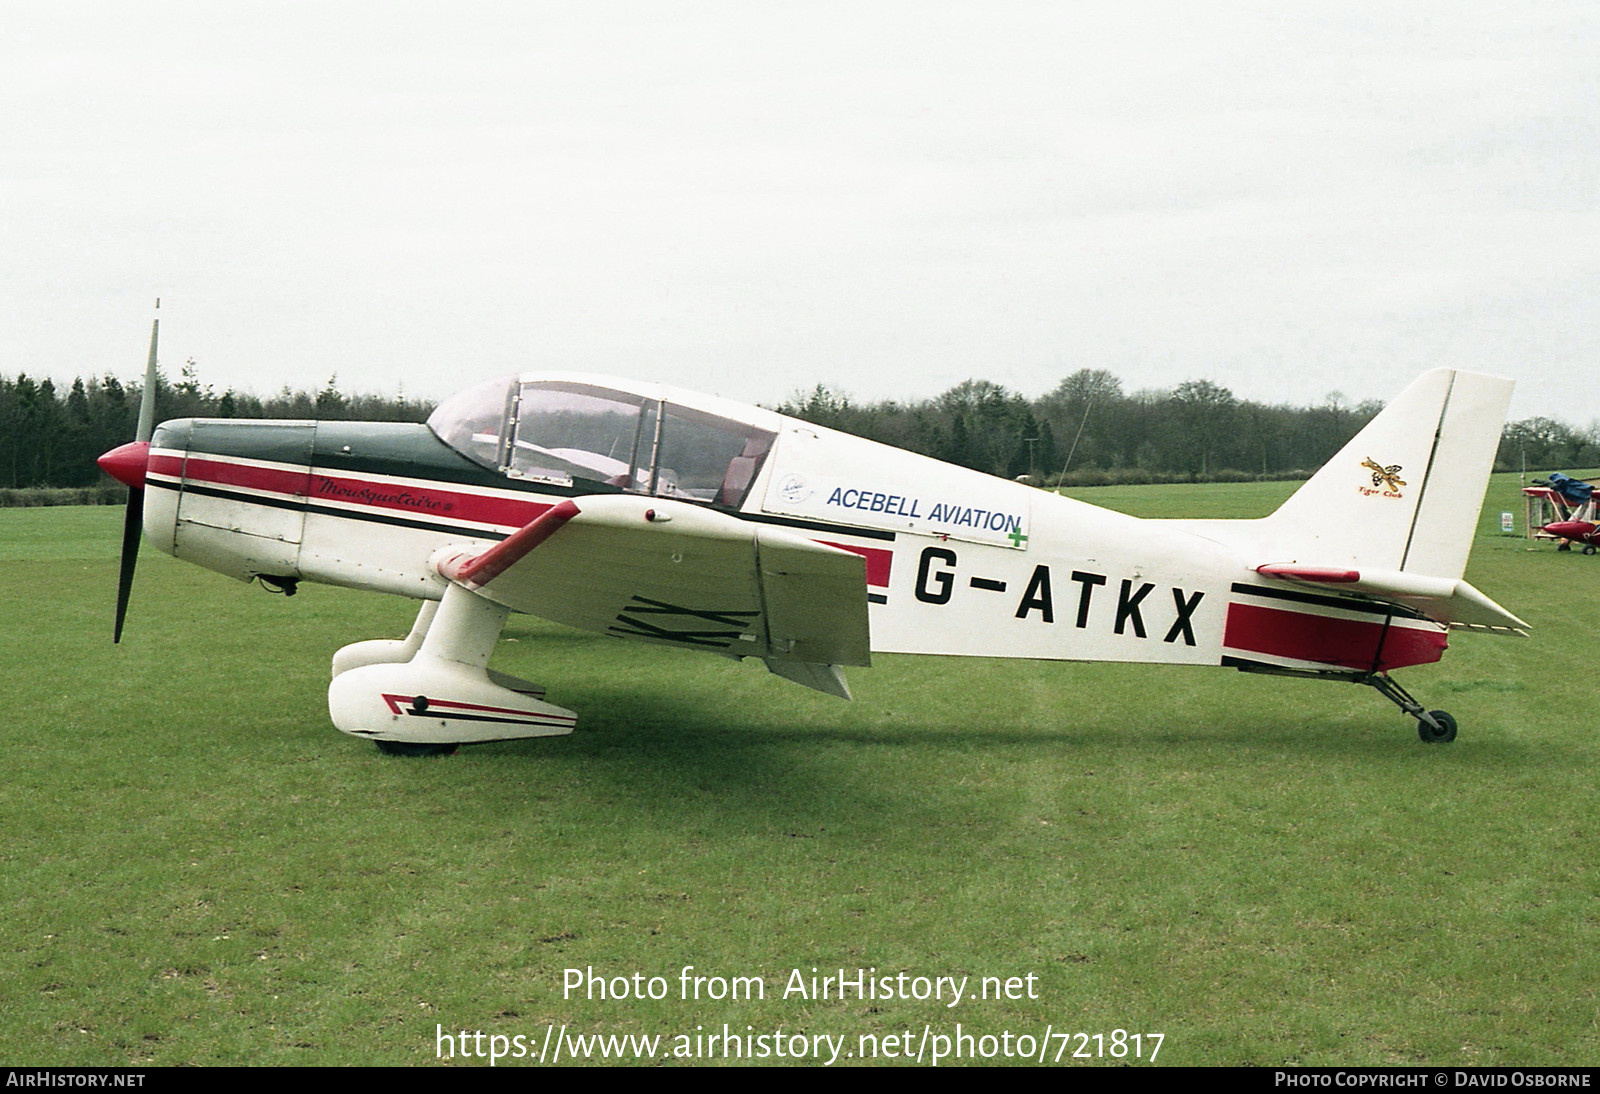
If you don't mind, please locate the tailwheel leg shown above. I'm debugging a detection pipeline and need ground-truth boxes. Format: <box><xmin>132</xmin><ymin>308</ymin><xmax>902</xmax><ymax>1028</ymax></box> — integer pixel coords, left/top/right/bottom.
<box><xmin>1359</xmin><ymin>673</ymin><xmax>1457</xmax><ymax>743</ymax></box>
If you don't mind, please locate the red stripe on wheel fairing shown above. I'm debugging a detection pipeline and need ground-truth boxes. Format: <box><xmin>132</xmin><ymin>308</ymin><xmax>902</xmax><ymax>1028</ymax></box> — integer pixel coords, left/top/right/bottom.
<box><xmin>380</xmin><ymin>693</ymin><xmax>577</xmax><ymax>726</ymax></box>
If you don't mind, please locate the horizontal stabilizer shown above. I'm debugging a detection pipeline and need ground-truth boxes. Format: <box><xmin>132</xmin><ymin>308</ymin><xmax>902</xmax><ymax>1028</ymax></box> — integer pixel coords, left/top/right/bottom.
<box><xmin>1255</xmin><ymin>564</ymin><xmax>1527</xmax><ymax>634</ymax></box>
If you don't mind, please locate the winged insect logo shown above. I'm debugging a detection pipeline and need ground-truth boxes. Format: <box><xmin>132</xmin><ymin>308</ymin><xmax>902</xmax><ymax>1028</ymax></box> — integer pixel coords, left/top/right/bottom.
<box><xmin>1361</xmin><ymin>457</ymin><xmax>1406</xmax><ymax>494</ymax></box>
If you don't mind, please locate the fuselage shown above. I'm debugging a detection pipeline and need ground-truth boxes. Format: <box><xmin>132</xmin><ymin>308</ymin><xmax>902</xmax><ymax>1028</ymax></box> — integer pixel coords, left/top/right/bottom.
<box><xmin>1542</xmin><ymin>520</ymin><xmax>1599</xmax><ymax>545</ymax></box>
<box><xmin>138</xmin><ymin>372</ymin><xmax>1447</xmax><ymax>677</ymax></box>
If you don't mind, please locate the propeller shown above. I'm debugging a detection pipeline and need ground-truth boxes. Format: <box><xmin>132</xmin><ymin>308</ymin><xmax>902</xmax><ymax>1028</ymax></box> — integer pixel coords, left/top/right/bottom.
<box><xmin>97</xmin><ymin>301</ymin><xmax>160</xmax><ymax>643</ymax></box>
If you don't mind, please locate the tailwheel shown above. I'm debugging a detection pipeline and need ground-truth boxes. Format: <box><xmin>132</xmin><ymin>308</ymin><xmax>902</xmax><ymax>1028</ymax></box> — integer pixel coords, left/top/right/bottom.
<box><xmin>1417</xmin><ymin>711</ymin><xmax>1457</xmax><ymax>744</ymax></box>
<box><xmin>1360</xmin><ymin>672</ymin><xmax>1459</xmax><ymax>743</ymax></box>
<box><xmin>374</xmin><ymin>740</ymin><xmax>459</xmax><ymax>758</ymax></box>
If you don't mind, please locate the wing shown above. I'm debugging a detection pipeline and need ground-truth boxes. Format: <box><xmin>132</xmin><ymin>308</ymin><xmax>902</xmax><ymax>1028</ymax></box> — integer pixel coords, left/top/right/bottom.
<box><xmin>434</xmin><ymin>494</ymin><xmax>871</xmax><ymax>686</ymax></box>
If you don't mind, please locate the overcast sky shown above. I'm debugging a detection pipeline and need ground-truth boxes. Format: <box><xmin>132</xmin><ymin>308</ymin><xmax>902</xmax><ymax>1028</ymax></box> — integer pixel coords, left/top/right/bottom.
<box><xmin>3</xmin><ymin>1</ymin><xmax>1596</xmax><ymax>425</ymax></box>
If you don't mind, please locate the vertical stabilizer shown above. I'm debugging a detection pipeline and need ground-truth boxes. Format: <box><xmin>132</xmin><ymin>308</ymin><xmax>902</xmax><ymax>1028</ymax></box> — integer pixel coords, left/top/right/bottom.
<box><xmin>1262</xmin><ymin>369</ymin><xmax>1511</xmax><ymax>580</ymax></box>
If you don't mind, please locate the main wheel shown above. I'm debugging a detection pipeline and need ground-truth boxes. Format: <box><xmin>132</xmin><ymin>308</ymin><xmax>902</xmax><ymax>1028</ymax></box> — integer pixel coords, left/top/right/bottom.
<box><xmin>1583</xmin><ymin>545</ymin><xmax>1596</xmax><ymax>556</ymax></box>
<box><xmin>374</xmin><ymin>740</ymin><xmax>459</xmax><ymax>757</ymax></box>
<box><xmin>1417</xmin><ymin>710</ymin><xmax>1457</xmax><ymax>743</ymax></box>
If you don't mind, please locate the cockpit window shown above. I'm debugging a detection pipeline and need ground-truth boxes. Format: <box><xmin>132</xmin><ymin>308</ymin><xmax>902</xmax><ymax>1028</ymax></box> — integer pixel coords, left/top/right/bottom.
<box><xmin>510</xmin><ymin>383</ymin><xmax>653</xmax><ymax>490</ymax></box>
<box><xmin>429</xmin><ymin>376</ymin><xmax>775</xmax><ymax>508</ymax></box>
<box><xmin>656</xmin><ymin>403</ymin><xmax>774</xmax><ymax>505</ymax></box>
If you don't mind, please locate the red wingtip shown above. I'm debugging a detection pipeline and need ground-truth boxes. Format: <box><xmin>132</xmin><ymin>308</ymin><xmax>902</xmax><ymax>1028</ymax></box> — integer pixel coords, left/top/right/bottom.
<box><xmin>440</xmin><ymin>500</ymin><xmax>582</xmax><ymax>589</ymax></box>
<box><xmin>98</xmin><ymin>441</ymin><xmax>150</xmax><ymax>489</ymax></box>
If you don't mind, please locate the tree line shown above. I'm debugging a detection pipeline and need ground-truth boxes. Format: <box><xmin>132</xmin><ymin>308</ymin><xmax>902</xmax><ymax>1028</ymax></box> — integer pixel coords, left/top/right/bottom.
<box><xmin>776</xmin><ymin>370</ymin><xmax>1600</xmax><ymax>485</ymax></box>
<box><xmin>0</xmin><ymin>364</ymin><xmax>430</xmax><ymax>490</ymax></box>
<box><xmin>1</xmin><ymin>363</ymin><xmax>1595</xmax><ymax>492</ymax></box>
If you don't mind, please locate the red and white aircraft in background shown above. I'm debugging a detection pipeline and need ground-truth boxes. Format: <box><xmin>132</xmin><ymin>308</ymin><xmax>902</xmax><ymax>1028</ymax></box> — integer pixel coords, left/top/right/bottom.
<box><xmin>1530</xmin><ymin>474</ymin><xmax>1600</xmax><ymax>553</ymax></box>
<box><xmin>1544</xmin><ymin>519</ymin><xmax>1600</xmax><ymax>552</ymax></box>
<box><xmin>99</xmin><ymin>318</ymin><xmax>1525</xmax><ymax>753</ymax></box>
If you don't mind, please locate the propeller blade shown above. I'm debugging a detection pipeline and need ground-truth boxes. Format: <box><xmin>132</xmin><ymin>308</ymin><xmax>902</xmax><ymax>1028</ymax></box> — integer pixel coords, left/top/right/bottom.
<box><xmin>104</xmin><ymin>300</ymin><xmax>160</xmax><ymax>642</ymax></box>
<box><xmin>114</xmin><ymin>486</ymin><xmax>144</xmax><ymax>643</ymax></box>
<box><xmin>138</xmin><ymin>303</ymin><xmax>158</xmax><ymax>443</ymax></box>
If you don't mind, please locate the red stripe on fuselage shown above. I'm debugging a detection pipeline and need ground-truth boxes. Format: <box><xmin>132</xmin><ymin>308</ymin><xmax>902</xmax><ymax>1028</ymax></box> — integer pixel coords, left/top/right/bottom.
<box><xmin>154</xmin><ymin>453</ymin><xmax>306</xmax><ymax>496</ymax></box>
<box><xmin>163</xmin><ymin>453</ymin><xmax>898</xmax><ymax>571</ymax></box>
<box><xmin>1223</xmin><ymin>602</ymin><xmax>1447</xmax><ymax>672</ymax></box>
<box><xmin>305</xmin><ymin>470</ymin><xmax>549</xmax><ymax>528</ymax></box>
<box><xmin>146</xmin><ymin>452</ymin><xmax>190</xmax><ymax>480</ymax></box>
<box><xmin>819</xmin><ymin>541</ymin><xmax>892</xmax><ymax>587</ymax></box>
<box><xmin>165</xmin><ymin>454</ymin><xmax>553</xmax><ymax>530</ymax></box>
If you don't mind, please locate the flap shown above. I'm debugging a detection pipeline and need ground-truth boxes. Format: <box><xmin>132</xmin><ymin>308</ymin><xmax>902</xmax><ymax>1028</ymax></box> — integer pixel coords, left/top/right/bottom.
<box><xmin>435</xmin><ymin>494</ymin><xmax>871</xmax><ymax>666</ymax></box>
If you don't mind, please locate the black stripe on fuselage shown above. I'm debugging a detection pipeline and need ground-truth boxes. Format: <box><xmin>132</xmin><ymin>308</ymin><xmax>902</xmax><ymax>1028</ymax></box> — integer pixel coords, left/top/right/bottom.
<box><xmin>728</xmin><ymin>510</ymin><xmax>894</xmax><ymax>541</ymax></box>
<box><xmin>149</xmin><ymin>478</ymin><xmax>513</xmax><ymax>542</ymax></box>
<box><xmin>153</xmin><ymin>474</ymin><xmax>895</xmax><ymax>546</ymax></box>
<box><xmin>1220</xmin><ymin>654</ymin><xmax>1363</xmax><ymax>678</ymax></box>
<box><xmin>1229</xmin><ymin>581</ymin><xmax>1428</xmax><ymax>622</ymax></box>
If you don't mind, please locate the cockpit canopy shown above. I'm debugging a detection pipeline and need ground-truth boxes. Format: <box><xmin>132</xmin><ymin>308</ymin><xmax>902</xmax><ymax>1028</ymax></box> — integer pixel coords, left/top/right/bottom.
<box><xmin>427</xmin><ymin>377</ymin><xmax>776</xmax><ymax>509</ymax></box>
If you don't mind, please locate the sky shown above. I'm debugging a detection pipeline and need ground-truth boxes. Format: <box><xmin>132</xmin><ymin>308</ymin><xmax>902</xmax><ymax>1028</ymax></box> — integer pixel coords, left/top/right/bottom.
<box><xmin>3</xmin><ymin>1</ymin><xmax>1596</xmax><ymax>425</ymax></box>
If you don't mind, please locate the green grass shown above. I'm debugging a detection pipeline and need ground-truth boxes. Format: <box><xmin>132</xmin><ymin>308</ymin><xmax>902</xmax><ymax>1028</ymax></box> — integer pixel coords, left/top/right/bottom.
<box><xmin>1</xmin><ymin>473</ymin><xmax>1597</xmax><ymax>1066</ymax></box>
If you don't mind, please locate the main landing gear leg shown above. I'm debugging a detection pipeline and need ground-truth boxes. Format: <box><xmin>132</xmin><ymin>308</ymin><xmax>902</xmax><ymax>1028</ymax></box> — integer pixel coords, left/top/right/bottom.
<box><xmin>1359</xmin><ymin>673</ymin><xmax>1457</xmax><ymax>743</ymax></box>
<box><xmin>331</xmin><ymin>598</ymin><xmax>547</xmax><ymax>699</ymax></box>
<box><xmin>331</xmin><ymin>599</ymin><xmax>439</xmax><ymax>677</ymax></box>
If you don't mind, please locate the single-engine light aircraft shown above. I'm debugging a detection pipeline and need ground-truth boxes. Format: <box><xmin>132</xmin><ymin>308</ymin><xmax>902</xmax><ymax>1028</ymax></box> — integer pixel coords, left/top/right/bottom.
<box><xmin>99</xmin><ymin>318</ymin><xmax>1526</xmax><ymax>753</ymax></box>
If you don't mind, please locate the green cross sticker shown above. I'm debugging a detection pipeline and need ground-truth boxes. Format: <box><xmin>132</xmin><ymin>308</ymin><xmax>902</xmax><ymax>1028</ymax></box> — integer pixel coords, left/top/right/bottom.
<box><xmin>1007</xmin><ymin>526</ymin><xmax>1028</xmax><ymax>548</ymax></box>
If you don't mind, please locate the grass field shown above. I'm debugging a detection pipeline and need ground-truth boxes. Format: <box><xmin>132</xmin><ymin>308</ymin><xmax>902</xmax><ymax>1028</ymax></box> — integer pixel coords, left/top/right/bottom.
<box><xmin>2</xmin><ymin>472</ymin><xmax>1597</xmax><ymax>1067</ymax></box>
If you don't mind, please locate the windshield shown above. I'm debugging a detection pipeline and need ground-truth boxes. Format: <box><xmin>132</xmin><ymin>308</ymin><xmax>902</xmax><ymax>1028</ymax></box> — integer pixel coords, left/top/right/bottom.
<box><xmin>426</xmin><ymin>376</ymin><xmax>515</xmax><ymax>471</ymax></box>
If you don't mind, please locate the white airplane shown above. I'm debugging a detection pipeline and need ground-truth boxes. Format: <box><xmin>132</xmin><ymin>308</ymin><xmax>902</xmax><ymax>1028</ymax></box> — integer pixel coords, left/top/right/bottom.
<box><xmin>99</xmin><ymin>318</ymin><xmax>1526</xmax><ymax>754</ymax></box>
